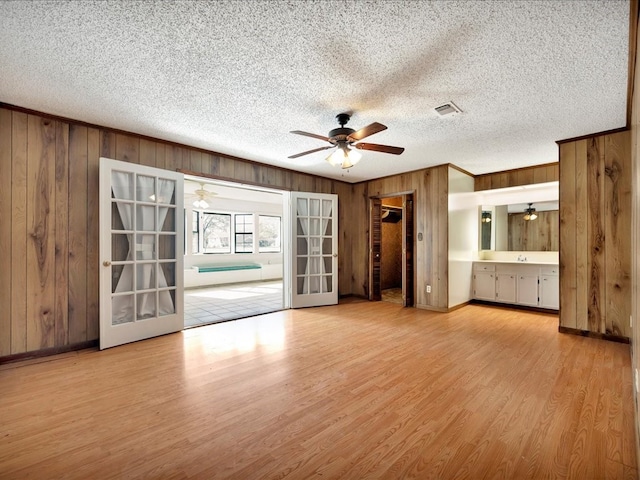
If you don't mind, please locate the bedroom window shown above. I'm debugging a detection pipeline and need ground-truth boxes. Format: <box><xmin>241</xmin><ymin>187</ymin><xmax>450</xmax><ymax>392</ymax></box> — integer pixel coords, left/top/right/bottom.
<box><xmin>201</xmin><ymin>212</ymin><xmax>231</xmax><ymax>253</ymax></box>
<box><xmin>258</xmin><ymin>215</ymin><xmax>281</xmax><ymax>253</ymax></box>
<box><xmin>235</xmin><ymin>214</ymin><xmax>254</xmax><ymax>253</ymax></box>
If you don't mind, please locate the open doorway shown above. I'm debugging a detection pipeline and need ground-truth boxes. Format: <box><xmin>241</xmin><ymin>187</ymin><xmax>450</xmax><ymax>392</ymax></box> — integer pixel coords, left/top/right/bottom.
<box><xmin>369</xmin><ymin>193</ymin><xmax>414</xmax><ymax>307</ymax></box>
<box><xmin>183</xmin><ymin>177</ymin><xmax>286</xmax><ymax>328</ymax></box>
<box><xmin>380</xmin><ymin>197</ymin><xmax>403</xmax><ymax>303</ymax></box>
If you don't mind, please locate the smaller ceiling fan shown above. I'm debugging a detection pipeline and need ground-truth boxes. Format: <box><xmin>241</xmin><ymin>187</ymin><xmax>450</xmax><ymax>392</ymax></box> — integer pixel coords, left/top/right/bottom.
<box><xmin>187</xmin><ymin>182</ymin><xmax>217</xmax><ymax>209</ymax></box>
<box><xmin>289</xmin><ymin>113</ymin><xmax>405</xmax><ymax>169</ymax></box>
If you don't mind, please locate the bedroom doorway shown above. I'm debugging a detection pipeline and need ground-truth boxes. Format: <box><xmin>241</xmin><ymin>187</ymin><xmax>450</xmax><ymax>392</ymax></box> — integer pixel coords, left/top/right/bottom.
<box><xmin>369</xmin><ymin>193</ymin><xmax>414</xmax><ymax>307</ymax></box>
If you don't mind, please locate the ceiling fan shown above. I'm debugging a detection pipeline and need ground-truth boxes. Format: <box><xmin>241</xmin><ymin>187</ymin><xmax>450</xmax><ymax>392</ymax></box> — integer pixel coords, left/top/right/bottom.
<box><xmin>187</xmin><ymin>182</ymin><xmax>217</xmax><ymax>209</ymax></box>
<box><xmin>288</xmin><ymin>113</ymin><xmax>405</xmax><ymax>169</ymax></box>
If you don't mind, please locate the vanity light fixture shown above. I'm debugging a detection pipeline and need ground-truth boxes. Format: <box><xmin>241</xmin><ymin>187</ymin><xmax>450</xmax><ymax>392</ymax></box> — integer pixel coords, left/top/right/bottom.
<box><xmin>523</xmin><ymin>203</ymin><xmax>538</xmax><ymax>221</ymax></box>
<box><xmin>481</xmin><ymin>211</ymin><xmax>492</xmax><ymax>223</ymax></box>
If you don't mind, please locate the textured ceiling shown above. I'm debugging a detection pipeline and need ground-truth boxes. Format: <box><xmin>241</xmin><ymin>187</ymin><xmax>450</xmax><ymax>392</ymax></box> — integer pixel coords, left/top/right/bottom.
<box><xmin>0</xmin><ymin>0</ymin><xmax>630</xmax><ymax>183</ymax></box>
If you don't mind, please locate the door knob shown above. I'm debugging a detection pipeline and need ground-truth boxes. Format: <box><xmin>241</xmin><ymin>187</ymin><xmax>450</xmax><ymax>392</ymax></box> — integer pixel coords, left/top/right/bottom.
<box><xmin>333</xmin><ymin>253</ymin><xmax>338</xmax><ymax>257</ymax></box>
<box><xmin>103</xmin><ymin>260</ymin><xmax>111</xmax><ymax>267</ymax></box>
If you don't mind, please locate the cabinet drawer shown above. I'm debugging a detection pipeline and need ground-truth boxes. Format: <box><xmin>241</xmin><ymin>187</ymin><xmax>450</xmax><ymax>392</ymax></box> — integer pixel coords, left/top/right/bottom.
<box><xmin>473</xmin><ymin>263</ymin><xmax>496</xmax><ymax>272</ymax></box>
<box><xmin>540</xmin><ymin>266</ymin><xmax>559</xmax><ymax>275</ymax></box>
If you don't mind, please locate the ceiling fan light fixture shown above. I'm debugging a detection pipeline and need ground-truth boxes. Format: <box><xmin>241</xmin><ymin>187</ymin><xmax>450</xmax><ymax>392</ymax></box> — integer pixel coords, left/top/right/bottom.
<box><xmin>326</xmin><ymin>144</ymin><xmax>361</xmax><ymax>169</ymax></box>
<box><xmin>523</xmin><ymin>203</ymin><xmax>537</xmax><ymax>221</ymax></box>
<box><xmin>193</xmin><ymin>198</ymin><xmax>209</xmax><ymax>209</ymax></box>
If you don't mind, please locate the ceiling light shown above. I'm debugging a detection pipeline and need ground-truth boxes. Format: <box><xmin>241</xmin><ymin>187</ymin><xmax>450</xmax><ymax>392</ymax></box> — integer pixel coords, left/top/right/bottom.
<box><xmin>523</xmin><ymin>203</ymin><xmax>537</xmax><ymax>221</ymax></box>
<box><xmin>326</xmin><ymin>143</ymin><xmax>361</xmax><ymax>169</ymax></box>
<box><xmin>193</xmin><ymin>198</ymin><xmax>209</xmax><ymax>209</ymax></box>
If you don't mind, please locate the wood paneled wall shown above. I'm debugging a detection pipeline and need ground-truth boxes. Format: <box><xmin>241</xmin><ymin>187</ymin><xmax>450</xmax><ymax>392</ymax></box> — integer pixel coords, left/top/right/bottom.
<box><xmin>0</xmin><ymin>106</ymin><xmax>364</xmax><ymax>357</ymax></box>
<box><xmin>474</xmin><ymin>163</ymin><xmax>559</xmax><ymax>191</ymax></box>
<box><xmin>366</xmin><ymin>166</ymin><xmax>450</xmax><ymax>310</ymax></box>
<box><xmin>559</xmin><ymin>130</ymin><xmax>631</xmax><ymax>338</ymax></box>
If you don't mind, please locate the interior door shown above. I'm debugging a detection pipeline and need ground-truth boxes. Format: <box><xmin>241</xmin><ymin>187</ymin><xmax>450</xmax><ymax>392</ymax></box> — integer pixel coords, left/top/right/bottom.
<box><xmin>291</xmin><ymin>192</ymin><xmax>338</xmax><ymax>308</ymax></box>
<box><xmin>99</xmin><ymin>157</ymin><xmax>184</xmax><ymax>349</ymax></box>
<box><xmin>403</xmin><ymin>194</ymin><xmax>414</xmax><ymax>307</ymax></box>
<box><xmin>369</xmin><ymin>198</ymin><xmax>382</xmax><ymax>301</ymax></box>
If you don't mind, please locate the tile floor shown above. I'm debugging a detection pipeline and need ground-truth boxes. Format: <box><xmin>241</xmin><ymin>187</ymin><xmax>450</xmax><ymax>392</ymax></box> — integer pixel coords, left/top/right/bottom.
<box><xmin>184</xmin><ymin>280</ymin><xmax>284</xmax><ymax>328</ymax></box>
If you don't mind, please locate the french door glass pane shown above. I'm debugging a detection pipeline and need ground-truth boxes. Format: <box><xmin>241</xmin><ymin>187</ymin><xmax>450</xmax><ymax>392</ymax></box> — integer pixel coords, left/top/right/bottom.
<box><xmin>112</xmin><ymin>294</ymin><xmax>134</xmax><ymax>325</ymax></box>
<box><xmin>137</xmin><ymin>263</ymin><xmax>155</xmax><ymax>290</ymax></box>
<box><xmin>111</xmin><ymin>265</ymin><xmax>130</xmax><ymax>293</ymax></box>
<box><xmin>160</xmin><ymin>262</ymin><xmax>176</xmax><ymax>287</ymax></box>
<box><xmin>136</xmin><ymin>175</ymin><xmax>156</xmax><ymax>202</ymax></box>
<box><xmin>136</xmin><ymin>205</ymin><xmax>156</xmax><ymax>231</ymax></box>
<box><xmin>322</xmin><ymin>199</ymin><xmax>332</xmax><ymax>217</ymax></box>
<box><xmin>136</xmin><ymin>234</ymin><xmax>156</xmax><ymax>260</ymax></box>
<box><xmin>112</xmin><ymin>234</ymin><xmax>131</xmax><ymax>262</ymax></box>
<box><xmin>137</xmin><ymin>293</ymin><xmax>156</xmax><ymax>320</ymax></box>
<box><xmin>111</xmin><ymin>203</ymin><xmax>130</xmax><ymax>230</ymax></box>
<box><xmin>158</xmin><ymin>234</ymin><xmax>176</xmax><ymax>259</ymax></box>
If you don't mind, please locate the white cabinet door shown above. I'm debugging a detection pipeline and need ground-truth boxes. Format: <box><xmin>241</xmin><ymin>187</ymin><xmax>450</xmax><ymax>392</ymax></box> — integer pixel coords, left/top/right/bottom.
<box><xmin>99</xmin><ymin>158</ymin><xmax>184</xmax><ymax>349</ymax></box>
<box><xmin>540</xmin><ymin>275</ymin><xmax>560</xmax><ymax>309</ymax></box>
<box><xmin>517</xmin><ymin>274</ymin><xmax>539</xmax><ymax>307</ymax></box>
<box><xmin>496</xmin><ymin>273</ymin><xmax>516</xmax><ymax>303</ymax></box>
<box><xmin>473</xmin><ymin>272</ymin><xmax>495</xmax><ymax>301</ymax></box>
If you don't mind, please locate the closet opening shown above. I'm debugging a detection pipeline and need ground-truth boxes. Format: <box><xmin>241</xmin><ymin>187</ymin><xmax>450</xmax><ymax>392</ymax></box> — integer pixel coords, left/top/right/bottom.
<box><xmin>369</xmin><ymin>193</ymin><xmax>414</xmax><ymax>306</ymax></box>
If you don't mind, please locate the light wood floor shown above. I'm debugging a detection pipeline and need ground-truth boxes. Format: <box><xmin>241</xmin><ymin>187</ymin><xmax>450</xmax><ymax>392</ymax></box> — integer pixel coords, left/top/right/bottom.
<box><xmin>0</xmin><ymin>300</ymin><xmax>637</xmax><ymax>479</ymax></box>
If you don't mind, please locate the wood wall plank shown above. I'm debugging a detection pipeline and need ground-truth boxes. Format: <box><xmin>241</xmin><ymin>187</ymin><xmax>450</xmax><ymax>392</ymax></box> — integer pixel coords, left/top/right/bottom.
<box><xmin>10</xmin><ymin>112</ymin><xmax>28</xmax><ymax>354</ymax></box>
<box><xmin>68</xmin><ymin>125</ymin><xmax>88</xmax><ymax>344</ymax></box>
<box><xmin>559</xmin><ymin>142</ymin><xmax>577</xmax><ymax>329</ymax></box>
<box><xmin>587</xmin><ymin>136</ymin><xmax>605</xmax><ymax>333</ymax></box>
<box><xmin>115</xmin><ymin>133</ymin><xmax>139</xmax><ymax>164</ymax></box>
<box><xmin>575</xmin><ymin>140</ymin><xmax>589</xmax><ymax>330</ymax></box>
<box><xmin>0</xmin><ymin>109</ymin><xmax>12</xmax><ymax>356</ymax></box>
<box><xmin>560</xmin><ymin>130</ymin><xmax>632</xmax><ymax>338</ymax></box>
<box><xmin>26</xmin><ymin>115</ymin><xmax>56</xmax><ymax>351</ymax></box>
<box><xmin>54</xmin><ymin>121</ymin><xmax>69</xmax><ymax>347</ymax></box>
<box><xmin>139</xmin><ymin>138</ymin><xmax>157</xmax><ymax>168</ymax></box>
<box><xmin>604</xmin><ymin>131</ymin><xmax>631</xmax><ymax>337</ymax></box>
<box><xmin>87</xmin><ymin>128</ymin><xmax>100</xmax><ymax>341</ymax></box>
<box><xmin>100</xmin><ymin>130</ymin><xmax>115</xmax><ymax>159</ymax></box>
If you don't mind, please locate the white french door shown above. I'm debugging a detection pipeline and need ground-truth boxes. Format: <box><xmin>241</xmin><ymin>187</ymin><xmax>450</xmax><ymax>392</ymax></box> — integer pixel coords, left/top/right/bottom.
<box><xmin>291</xmin><ymin>192</ymin><xmax>338</xmax><ymax>308</ymax></box>
<box><xmin>99</xmin><ymin>158</ymin><xmax>184</xmax><ymax>349</ymax></box>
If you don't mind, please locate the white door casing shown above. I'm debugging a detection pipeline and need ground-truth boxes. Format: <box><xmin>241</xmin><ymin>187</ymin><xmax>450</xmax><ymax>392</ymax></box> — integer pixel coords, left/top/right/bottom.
<box><xmin>99</xmin><ymin>158</ymin><xmax>184</xmax><ymax>349</ymax></box>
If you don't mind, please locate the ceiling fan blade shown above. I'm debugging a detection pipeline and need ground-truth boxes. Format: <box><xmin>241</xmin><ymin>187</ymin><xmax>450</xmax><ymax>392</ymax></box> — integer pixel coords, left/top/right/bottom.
<box><xmin>347</xmin><ymin>122</ymin><xmax>387</xmax><ymax>142</ymax></box>
<box><xmin>288</xmin><ymin>145</ymin><xmax>334</xmax><ymax>159</ymax></box>
<box><xmin>354</xmin><ymin>142</ymin><xmax>405</xmax><ymax>155</ymax></box>
<box><xmin>290</xmin><ymin>130</ymin><xmax>330</xmax><ymax>142</ymax></box>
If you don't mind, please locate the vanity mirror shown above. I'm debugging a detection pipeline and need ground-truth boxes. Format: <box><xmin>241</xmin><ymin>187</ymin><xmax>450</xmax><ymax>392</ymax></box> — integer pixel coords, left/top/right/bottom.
<box><xmin>480</xmin><ymin>202</ymin><xmax>558</xmax><ymax>251</ymax></box>
<box><xmin>477</xmin><ymin>182</ymin><xmax>559</xmax><ymax>252</ymax></box>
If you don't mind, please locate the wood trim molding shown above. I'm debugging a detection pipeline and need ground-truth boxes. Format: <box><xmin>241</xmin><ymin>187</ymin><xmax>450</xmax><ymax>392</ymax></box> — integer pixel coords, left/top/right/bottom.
<box><xmin>558</xmin><ymin>326</ymin><xmax>630</xmax><ymax>344</ymax></box>
<box><xmin>0</xmin><ymin>340</ymin><xmax>98</xmax><ymax>365</ymax></box>
<box><xmin>447</xmin><ymin>163</ymin><xmax>475</xmax><ymax>177</ymax></box>
<box><xmin>628</xmin><ymin>0</ymin><xmax>639</xmax><ymax>127</ymax></box>
<box><xmin>556</xmin><ymin>127</ymin><xmax>629</xmax><ymax>145</ymax></box>
<box><xmin>178</xmin><ymin>168</ymin><xmax>294</xmax><ymax>191</ymax></box>
<box><xmin>473</xmin><ymin>161</ymin><xmax>559</xmax><ymax>178</ymax></box>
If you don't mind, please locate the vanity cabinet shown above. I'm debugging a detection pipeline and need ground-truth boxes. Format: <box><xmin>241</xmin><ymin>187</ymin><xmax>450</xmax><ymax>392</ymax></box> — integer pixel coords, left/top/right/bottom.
<box><xmin>539</xmin><ymin>266</ymin><xmax>560</xmax><ymax>309</ymax></box>
<box><xmin>472</xmin><ymin>262</ymin><xmax>558</xmax><ymax>310</ymax></box>
<box><xmin>473</xmin><ymin>264</ymin><xmax>496</xmax><ymax>301</ymax></box>
<box><xmin>496</xmin><ymin>272</ymin><xmax>516</xmax><ymax>303</ymax></box>
<box><xmin>517</xmin><ymin>273</ymin><xmax>539</xmax><ymax>306</ymax></box>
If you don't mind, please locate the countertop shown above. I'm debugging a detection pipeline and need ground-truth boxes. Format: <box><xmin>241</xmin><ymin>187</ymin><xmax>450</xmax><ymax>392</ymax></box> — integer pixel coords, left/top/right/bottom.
<box><xmin>474</xmin><ymin>260</ymin><xmax>559</xmax><ymax>266</ymax></box>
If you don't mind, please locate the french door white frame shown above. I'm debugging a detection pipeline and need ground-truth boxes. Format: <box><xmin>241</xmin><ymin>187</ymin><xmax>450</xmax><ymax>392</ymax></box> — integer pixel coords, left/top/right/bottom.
<box><xmin>99</xmin><ymin>158</ymin><xmax>184</xmax><ymax>349</ymax></box>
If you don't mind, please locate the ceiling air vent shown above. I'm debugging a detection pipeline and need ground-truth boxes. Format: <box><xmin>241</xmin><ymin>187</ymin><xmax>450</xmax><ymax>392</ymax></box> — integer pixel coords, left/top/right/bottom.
<box><xmin>435</xmin><ymin>102</ymin><xmax>462</xmax><ymax>116</ymax></box>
